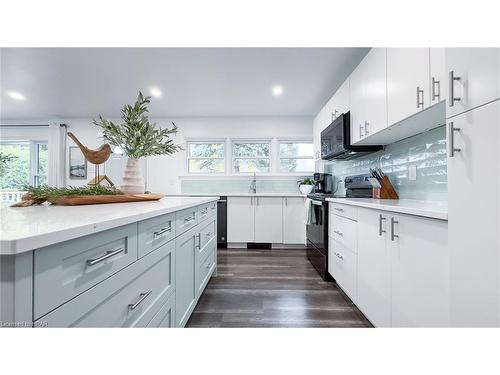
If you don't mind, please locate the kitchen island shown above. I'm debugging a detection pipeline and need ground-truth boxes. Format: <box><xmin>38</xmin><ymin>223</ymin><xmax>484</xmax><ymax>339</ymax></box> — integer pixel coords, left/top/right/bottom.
<box><xmin>0</xmin><ymin>196</ymin><xmax>218</xmax><ymax>328</ymax></box>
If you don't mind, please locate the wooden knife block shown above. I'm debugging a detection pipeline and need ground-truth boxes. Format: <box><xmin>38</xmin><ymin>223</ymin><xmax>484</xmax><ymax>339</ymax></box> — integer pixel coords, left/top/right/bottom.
<box><xmin>378</xmin><ymin>176</ymin><xmax>399</xmax><ymax>199</ymax></box>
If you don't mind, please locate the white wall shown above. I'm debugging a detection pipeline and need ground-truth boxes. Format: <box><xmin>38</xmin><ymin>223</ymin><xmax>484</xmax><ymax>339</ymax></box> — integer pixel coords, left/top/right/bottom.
<box><xmin>62</xmin><ymin>116</ymin><xmax>313</xmax><ymax>193</ymax></box>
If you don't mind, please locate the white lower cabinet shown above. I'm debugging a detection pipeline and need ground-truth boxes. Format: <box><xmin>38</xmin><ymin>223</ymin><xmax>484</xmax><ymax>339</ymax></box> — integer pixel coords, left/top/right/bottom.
<box><xmin>227</xmin><ymin>196</ymin><xmax>305</xmax><ymax>245</ymax></box>
<box><xmin>254</xmin><ymin>197</ymin><xmax>283</xmax><ymax>243</ymax></box>
<box><xmin>389</xmin><ymin>214</ymin><xmax>449</xmax><ymax>327</ymax></box>
<box><xmin>357</xmin><ymin>208</ymin><xmax>391</xmax><ymax>327</ymax></box>
<box><xmin>227</xmin><ymin>197</ymin><xmax>255</xmax><ymax>242</ymax></box>
<box><xmin>328</xmin><ymin>239</ymin><xmax>357</xmax><ymax>302</ymax></box>
<box><xmin>356</xmin><ymin>207</ymin><xmax>449</xmax><ymax>327</ymax></box>
<box><xmin>283</xmin><ymin>197</ymin><xmax>306</xmax><ymax>244</ymax></box>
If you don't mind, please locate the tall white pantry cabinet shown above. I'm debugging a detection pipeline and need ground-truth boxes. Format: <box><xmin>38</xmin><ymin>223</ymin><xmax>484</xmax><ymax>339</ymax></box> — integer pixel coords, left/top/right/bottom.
<box><xmin>446</xmin><ymin>48</ymin><xmax>500</xmax><ymax>327</ymax></box>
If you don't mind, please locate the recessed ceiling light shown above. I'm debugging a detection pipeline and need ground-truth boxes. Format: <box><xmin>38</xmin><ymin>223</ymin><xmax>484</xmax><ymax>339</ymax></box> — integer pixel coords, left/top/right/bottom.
<box><xmin>7</xmin><ymin>91</ymin><xmax>26</xmax><ymax>101</ymax></box>
<box><xmin>150</xmin><ymin>87</ymin><xmax>162</xmax><ymax>98</ymax></box>
<box><xmin>272</xmin><ymin>85</ymin><xmax>283</xmax><ymax>97</ymax></box>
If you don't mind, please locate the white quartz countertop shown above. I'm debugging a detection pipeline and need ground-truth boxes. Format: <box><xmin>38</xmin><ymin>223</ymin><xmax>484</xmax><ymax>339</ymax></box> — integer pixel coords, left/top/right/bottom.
<box><xmin>173</xmin><ymin>193</ymin><xmax>306</xmax><ymax>198</ymax></box>
<box><xmin>0</xmin><ymin>196</ymin><xmax>219</xmax><ymax>255</ymax></box>
<box><xmin>325</xmin><ymin>197</ymin><xmax>448</xmax><ymax>221</ymax></box>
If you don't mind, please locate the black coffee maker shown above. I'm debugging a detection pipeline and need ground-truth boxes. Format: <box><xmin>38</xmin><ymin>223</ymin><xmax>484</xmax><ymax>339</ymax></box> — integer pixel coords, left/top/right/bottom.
<box><xmin>313</xmin><ymin>173</ymin><xmax>333</xmax><ymax>194</ymax></box>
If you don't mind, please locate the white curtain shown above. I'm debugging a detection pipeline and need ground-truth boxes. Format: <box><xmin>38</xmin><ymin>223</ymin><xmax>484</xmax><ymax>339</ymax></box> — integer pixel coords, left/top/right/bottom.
<box><xmin>48</xmin><ymin>123</ymin><xmax>67</xmax><ymax>187</ymax></box>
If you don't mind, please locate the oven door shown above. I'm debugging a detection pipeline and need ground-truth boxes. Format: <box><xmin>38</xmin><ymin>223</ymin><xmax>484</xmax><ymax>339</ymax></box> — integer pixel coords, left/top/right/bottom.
<box><xmin>306</xmin><ymin>199</ymin><xmax>327</xmax><ymax>253</ymax></box>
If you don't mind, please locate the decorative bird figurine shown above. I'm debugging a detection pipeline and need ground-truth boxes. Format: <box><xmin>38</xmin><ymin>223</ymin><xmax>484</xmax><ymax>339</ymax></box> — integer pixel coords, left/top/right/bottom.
<box><xmin>67</xmin><ymin>132</ymin><xmax>112</xmax><ymax>185</ymax></box>
<box><xmin>67</xmin><ymin>132</ymin><xmax>112</xmax><ymax>165</ymax></box>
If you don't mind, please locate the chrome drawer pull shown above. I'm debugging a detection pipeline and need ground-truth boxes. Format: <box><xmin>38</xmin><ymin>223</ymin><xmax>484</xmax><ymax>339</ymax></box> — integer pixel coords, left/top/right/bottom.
<box><xmin>206</xmin><ymin>231</ymin><xmax>212</xmax><ymax>237</ymax></box>
<box><xmin>128</xmin><ymin>289</ymin><xmax>153</xmax><ymax>310</ymax></box>
<box><xmin>86</xmin><ymin>247</ymin><xmax>124</xmax><ymax>266</ymax></box>
<box><xmin>184</xmin><ymin>216</ymin><xmax>195</xmax><ymax>223</ymax></box>
<box><xmin>334</xmin><ymin>207</ymin><xmax>344</xmax><ymax>212</ymax></box>
<box><xmin>201</xmin><ymin>208</ymin><xmax>208</xmax><ymax>215</ymax></box>
<box><xmin>333</xmin><ymin>230</ymin><xmax>344</xmax><ymax>237</ymax></box>
<box><xmin>335</xmin><ymin>252</ymin><xmax>344</xmax><ymax>260</ymax></box>
<box><xmin>153</xmin><ymin>224</ymin><xmax>171</xmax><ymax>238</ymax></box>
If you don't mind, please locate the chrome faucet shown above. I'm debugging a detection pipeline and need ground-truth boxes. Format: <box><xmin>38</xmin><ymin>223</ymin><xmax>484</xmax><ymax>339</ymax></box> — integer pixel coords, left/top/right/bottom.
<box><xmin>249</xmin><ymin>172</ymin><xmax>257</xmax><ymax>194</ymax></box>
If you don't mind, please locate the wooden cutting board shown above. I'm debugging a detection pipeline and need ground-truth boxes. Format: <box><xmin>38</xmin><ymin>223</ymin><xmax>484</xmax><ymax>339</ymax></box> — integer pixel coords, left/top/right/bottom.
<box><xmin>53</xmin><ymin>193</ymin><xmax>165</xmax><ymax>206</ymax></box>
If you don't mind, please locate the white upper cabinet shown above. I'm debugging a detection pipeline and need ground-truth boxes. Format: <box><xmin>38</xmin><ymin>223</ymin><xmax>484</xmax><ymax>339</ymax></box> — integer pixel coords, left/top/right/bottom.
<box><xmin>446</xmin><ymin>48</ymin><xmax>500</xmax><ymax>118</ymax></box>
<box><xmin>350</xmin><ymin>48</ymin><xmax>388</xmax><ymax>145</ymax></box>
<box><xmin>389</xmin><ymin>214</ymin><xmax>449</xmax><ymax>327</ymax></box>
<box><xmin>430</xmin><ymin>48</ymin><xmax>446</xmax><ymax>105</ymax></box>
<box><xmin>448</xmin><ymin>100</ymin><xmax>500</xmax><ymax>327</ymax></box>
<box><xmin>349</xmin><ymin>61</ymin><xmax>365</xmax><ymax>144</ymax></box>
<box><xmin>387</xmin><ymin>48</ymin><xmax>430</xmax><ymax>126</ymax></box>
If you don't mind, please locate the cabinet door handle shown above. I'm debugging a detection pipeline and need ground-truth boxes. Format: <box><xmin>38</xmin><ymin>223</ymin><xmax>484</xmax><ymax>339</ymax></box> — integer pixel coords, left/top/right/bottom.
<box><xmin>379</xmin><ymin>214</ymin><xmax>386</xmax><ymax>236</ymax></box>
<box><xmin>416</xmin><ymin>86</ymin><xmax>424</xmax><ymax>108</ymax></box>
<box><xmin>194</xmin><ymin>233</ymin><xmax>201</xmax><ymax>249</ymax></box>
<box><xmin>364</xmin><ymin>121</ymin><xmax>370</xmax><ymax>135</ymax></box>
<box><xmin>391</xmin><ymin>217</ymin><xmax>399</xmax><ymax>241</ymax></box>
<box><xmin>285</xmin><ymin>198</ymin><xmax>287</xmax><ymax>207</ymax></box>
<box><xmin>128</xmin><ymin>289</ymin><xmax>153</xmax><ymax>310</ymax></box>
<box><xmin>335</xmin><ymin>252</ymin><xmax>344</xmax><ymax>260</ymax></box>
<box><xmin>86</xmin><ymin>247</ymin><xmax>124</xmax><ymax>266</ymax></box>
<box><xmin>449</xmin><ymin>70</ymin><xmax>461</xmax><ymax>107</ymax></box>
<box><xmin>448</xmin><ymin>121</ymin><xmax>462</xmax><ymax>157</ymax></box>
<box><xmin>431</xmin><ymin>77</ymin><xmax>440</xmax><ymax>101</ymax></box>
<box><xmin>334</xmin><ymin>230</ymin><xmax>344</xmax><ymax>237</ymax></box>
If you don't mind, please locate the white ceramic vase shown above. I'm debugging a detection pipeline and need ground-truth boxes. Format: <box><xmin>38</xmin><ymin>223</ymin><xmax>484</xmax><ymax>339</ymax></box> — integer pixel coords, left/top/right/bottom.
<box><xmin>299</xmin><ymin>184</ymin><xmax>313</xmax><ymax>195</ymax></box>
<box><xmin>121</xmin><ymin>158</ymin><xmax>145</xmax><ymax>194</ymax></box>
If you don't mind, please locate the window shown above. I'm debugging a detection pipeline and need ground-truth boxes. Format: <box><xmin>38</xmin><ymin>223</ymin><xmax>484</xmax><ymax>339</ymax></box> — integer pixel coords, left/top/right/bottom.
<box><xmin>232</xmin><ymin>141</ymin><xmax>271</xmax><ymax>173</ymax></box>
<box><xmin>187</xmin><ymin>142</ymin><xmax>225</xmax><ymax>173</ymax></box>
<box><xmin>0</xmin><ymin>141</ymin><xmax>48</xmax><ymax>189</ymax></box>
<box><xmin>279</xmin><ymin>141</ymin><xmax>314</xmax><ymax>173</ymax></box>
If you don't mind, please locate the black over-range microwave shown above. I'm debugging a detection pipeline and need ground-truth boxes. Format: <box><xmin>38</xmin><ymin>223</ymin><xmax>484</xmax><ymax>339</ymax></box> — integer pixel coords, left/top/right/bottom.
<box><xmin>320</xmin><ymin>111</ymin><xmax>383</xmax><ymax>160</ymax></box>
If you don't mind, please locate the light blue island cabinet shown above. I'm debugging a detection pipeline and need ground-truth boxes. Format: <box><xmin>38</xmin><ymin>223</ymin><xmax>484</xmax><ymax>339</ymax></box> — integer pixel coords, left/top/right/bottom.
<box><xmin>0</xmin><ymin>197</ymin><xmax>218</xmax><ymax>328</ymax></box>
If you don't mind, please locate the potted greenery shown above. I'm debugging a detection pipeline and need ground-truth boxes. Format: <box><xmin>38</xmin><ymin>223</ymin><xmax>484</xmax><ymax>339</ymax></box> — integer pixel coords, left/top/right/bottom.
<box><xmin>298</xmin><ymin>177</ymin><xmax>314</xmax><ymax>195</ymax></box>
<box><xmin>93</xmin><ymin>92</ymin><xmax>182</xmax><ymax>194</ymax></box>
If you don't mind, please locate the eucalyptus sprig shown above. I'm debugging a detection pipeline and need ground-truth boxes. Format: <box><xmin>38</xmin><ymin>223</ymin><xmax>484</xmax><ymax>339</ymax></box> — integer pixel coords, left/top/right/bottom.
<box><xmin>22</xmin><ymin>184</ymin><xmax>119</xmax><ymax>203</ymax></box>
<box><xmin>93</xmin><ymin>92</ymin><xmax>182</xmax><ymax>159</ymax></box>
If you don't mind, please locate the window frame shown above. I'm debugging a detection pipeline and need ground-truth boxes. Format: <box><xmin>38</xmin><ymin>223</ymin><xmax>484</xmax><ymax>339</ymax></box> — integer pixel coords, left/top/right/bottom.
<box><xmin>186</xmin><ymin>140</ymin><xmax>226</xmax><ymax>175</ymax></box>
<box><xmin>231</xmin><ymin>139</ymin><xmax>272</xmax><ymax>175</ymax></box>
<box><xmin>277</xmin><ymin>140</ymin><xmax>314</xmax><ymax>175</ymax></box>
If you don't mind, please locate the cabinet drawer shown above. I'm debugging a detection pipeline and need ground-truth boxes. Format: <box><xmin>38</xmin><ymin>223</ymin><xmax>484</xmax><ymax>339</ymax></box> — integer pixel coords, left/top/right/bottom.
<box><xmin>34</xmin><ymin>223</ymin><xmax>138</xmax><ymax>319</ymax></box>
<box><xmin>198</xmin><ymin>218</ymin><xmax>216</xmax><ymax>258</ymax></box>
<box><xmin>198</xmin><ymin>201</ymin><xmax>217</xmax><ymax>223</ymax></box>
<box><xmin>196</xmin><ymin>241</ymin><xmax>216</xmax><ymax>298</ymax></box>
<box><xmin>176</xmin><ymin>207</ymin><xmax>198</xmax><ymax>235</ymax></box>
<box><xmin>328</xmin><ymin>239</ymin><xmax>357</xmax><ymax>303</ymax></box>
<box><xmin>138</xmin><ymin>213</ymin><xmax>175</xmax><ymax>258</ymax></box>
<box><xmin>330</xmin><ymin>202</ymin><xmax>358</xmax><ymax>221</ymax></box>
<box><xmin>38</xmin><ymin>240</ymin><xmax>175</xmax><ymax>327</ymax></box>
<box><xmin>329</xmin><ymin>214</ymin><xmax>357</xmax><ymax>253</ymax></box>
<box><xmin>146</xmin><ymin>293</ymin><xmax>175</xmax><ymax>328</ymax></box>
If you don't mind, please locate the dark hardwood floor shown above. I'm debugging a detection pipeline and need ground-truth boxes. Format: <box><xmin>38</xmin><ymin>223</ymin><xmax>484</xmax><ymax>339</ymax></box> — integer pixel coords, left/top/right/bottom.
<box><xmin>186</xmin><ymin>248</ymin><xmax>372</xmax><ymax>328</ymax></box>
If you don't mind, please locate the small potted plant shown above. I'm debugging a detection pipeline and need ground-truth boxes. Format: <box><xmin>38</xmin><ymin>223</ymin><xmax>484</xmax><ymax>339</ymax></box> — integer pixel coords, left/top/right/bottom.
<box><xmin>298</xmin><ymin>177</ymin><xmax>314</xmax><ymax>195</ymax></box>
<box><xmin>93</xmin><ymin>92</ymin><xmax>182</xmax><ymax>194</ymax></box>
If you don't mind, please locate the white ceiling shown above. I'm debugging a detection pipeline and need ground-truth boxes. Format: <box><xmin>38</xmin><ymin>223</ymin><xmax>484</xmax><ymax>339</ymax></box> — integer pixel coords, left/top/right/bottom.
<box><xmin>0</xmin><ymin>48</ymin><xmax>369</xmax><ymax>120</ymax></box>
